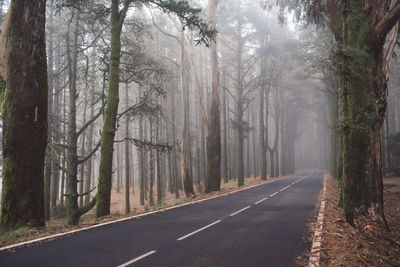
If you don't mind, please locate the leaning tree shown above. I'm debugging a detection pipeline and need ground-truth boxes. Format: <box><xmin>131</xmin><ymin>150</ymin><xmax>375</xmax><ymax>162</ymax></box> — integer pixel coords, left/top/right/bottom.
<box><xmin>95</xmin><ymin>0</ymin><xmax>215</xmax><ymax>218</ymax></box>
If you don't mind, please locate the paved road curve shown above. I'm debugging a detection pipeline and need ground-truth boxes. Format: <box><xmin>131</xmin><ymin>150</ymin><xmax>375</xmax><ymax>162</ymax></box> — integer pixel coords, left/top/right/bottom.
<box><xmin>0</xmin><ymin>172</ymin><xmax>323</xmax><ymax>267</ymax></box>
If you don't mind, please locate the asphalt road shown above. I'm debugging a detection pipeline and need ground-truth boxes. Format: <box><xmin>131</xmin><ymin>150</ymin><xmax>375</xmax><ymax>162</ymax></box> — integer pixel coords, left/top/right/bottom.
<box><xmin>0</xmin><ymin>172</ymin><xmax>323</xmax><ymax>267</ymax></box>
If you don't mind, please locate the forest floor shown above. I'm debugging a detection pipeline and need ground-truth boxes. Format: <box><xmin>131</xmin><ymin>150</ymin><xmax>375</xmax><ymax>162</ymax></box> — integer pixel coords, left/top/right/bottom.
<box><xmin>0</xmin><ymin>174</ymin><xmax>289</xmax><ymax>248</ymax></box>
<box><xmin>318</xmin><ymin>174</ymin><xmax>400</xmax><ymax>266</ymax></box>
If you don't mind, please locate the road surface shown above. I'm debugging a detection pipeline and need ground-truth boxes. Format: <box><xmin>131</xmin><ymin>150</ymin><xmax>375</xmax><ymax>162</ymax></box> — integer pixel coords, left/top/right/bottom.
<box><xmin>0</xmin><ymin>172</ymin><xmax>323</xmax><ymax>267</ymax></box>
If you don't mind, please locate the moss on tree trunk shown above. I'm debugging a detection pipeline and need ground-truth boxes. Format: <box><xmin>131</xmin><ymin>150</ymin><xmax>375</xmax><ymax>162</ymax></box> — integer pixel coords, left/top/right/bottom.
<box><xmin>340</xmin><ymin>1</ymin><xmax>389</xmax><ymax>226</ymax></box>
<box><xmin>0</xmin><ymin>0</ymin><xmax>48</xmax><ymax>230</ymax></box>
<box><xmin>95</xmin><ymin>0</ymin><xmax>125</xmax><ymax>217</ymax></box>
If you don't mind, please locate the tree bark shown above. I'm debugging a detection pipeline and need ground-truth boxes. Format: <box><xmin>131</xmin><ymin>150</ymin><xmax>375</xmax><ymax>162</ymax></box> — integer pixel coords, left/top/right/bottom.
<box><xmin>338</xmin><ymin>0</ymin><xmax>400</xmax><ymax>227</ymax></box>
<box><xmin>180</xmin><ymin>30</ymin><xmax>195</xmax><ymax>197</ymax></box>
<box><xmin>84</xmin><ymin>54</ymin><xmax>96</xmax><ymax>205</ymax></box>
<box><xmin>0</xmin><ymin>0</ymin><xmax>48</xmax><ymax>230</ymax></box>
<box><xmin>149</xmin><ymin>119</ymin><xmax>154</xmax><ymax>206</ymax></box>
<box><xmin>222</xmin><ymin>66</ymin><xmax>229</xmax><ymax>183</ymax></box>
<box><xmin>138</xmin><ymin>86</ymin><xmax>145</xmax><ymax>205</ymax></box>
<box><xmin>96</xmin><ymin>0</ymin><xmax>129</xmax><ymax>218</ymax></box>
<box><xmin>124</xmin><ymin>83</ymin><xmax>130</xmax><ymax>214</ymax></box>
<box><xmin>65</xmin><ymin>11</ymin><xmax>82</xmax><ymax>225</ymax></box>
<box><xmin>205</xmin><ymin>0</ymin><xmax>221</xmax><ymax>193</ymax></box>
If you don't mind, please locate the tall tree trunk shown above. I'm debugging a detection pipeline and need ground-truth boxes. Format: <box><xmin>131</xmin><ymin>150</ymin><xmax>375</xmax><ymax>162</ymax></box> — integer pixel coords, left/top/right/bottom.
<box><xmin>237</xmin><ymin>128</ymin><xmax>244</xmax><ymax>187</ymax></box>
<box><xmin>84</xmin><ymin>55</ymin><xmax>96</xmax><ymax>205</ymax></box>
<box><xmin>116</xmin><ymin>143</ymin><xmax>121</xmax><ymax>193</ymax></box>
<box><xmin>96</xmin><ymin>0</ymin><xmax>129</xmax><ymax>218</ymax></box>
<box><xmin>265</xmin><ymin>90</ymin><xmax>269</xmax><ymax>177</ymax></box>
<box><xmin>144</xmin><ymin>120</ymin><xmax>148</xmax><ymax>200</ymax></box>
<box><xmin>44</xmin><ymin>0</ymin><xmax>54</xmax><ymax>220</ymax></box>
<box><xmin>269</xmin><ymin>150</ymin><xmax>275</xmax><ymax>178</ymax></box>
<box><xmin>275</xmin><ymin>143</ymin><xmax>279</xmax><ymax>177</ymax></box>
<box><xmin>124</xmin><ymin>83</ymin><xmax>130</xmax><ymax>214</ymax></box>
<box><xmin>235</xmin><ymin>20</ymin><xmax>245</xmax><ymax>187</ymax></box>
<box><xmin>280</xmin><ymin>111</ymin><xmax>286</xmax><ymax>176</ymax></box>
<box><xmin>65</xmin><ymin>12</ymin><xmax>81</xmax><ymax>225</ymax></box>
<box><xmin>246</xmin><ymin>111</ymin><xmax>251</xmax><ymax>178</ymax></box>
<box><xmin>138</xmin><ymin>86</ymin><xmax>145</xmax><ymax>205</ymax></box>
<box><xmin>0</xmin><ymin>0</ymin><xmax>48</xmax><ymax>230</ymax></box>
<box><xmin>171</xmin><ymin>90</ymin><xmax>180</xmax><ymax>199</ymax></box>
<box><xmin>60</xmin><ymin>73</ymin><xmax>67</xmax><ymax>207</ymax></box>
<box><xmin>51</xmin><ymin>29</ymin><xmax>61</xmax><ymax>211</ymax></box>
<box><xmin>205</xmin><ymin>0</ymin><xmax>221</xmax><ymax>193</ymax></box>
<box><xmin>79</xmin><ymin>59</ymin><xmax>88</xmax><ymax>207</ymax></box>
<box><xmin>149</xmin><ymin>119</ymin><xmax>154</xmax><ymax>206</ymax></box>
<box><xmin>339</xmin><ymin>0</ymin><xmax>400</xmax><ymax>226</ymax></box>
<box><xmin>222</xmin><ymin>66</ymin><xmax>228</xmax><ymax>183</ymax></box>
<box><xmin>156</xmin><ymin>119</ymin><xmax>162</xmax><ymax>205</ymax></box>
<box><xmin>64</xmin><ymin>12</ymin><xmax>96</xmax><ymax>225</ymax></box>
<box><xmin>65</xmin><ymin>11</ymin><xmax>78</xmax><ymax>224</ymax></box>
<box><xmin>180</xmin><ymin>30</ymin><xmax>195</xmax><ymax>197</ymax></box>
<box><xmin>258</xmin><ymin>60</ymin><xmax>268</xmax><ymax>180</ymax></box>
<box><xmin>252</xmin><ymin>107</ymin><xmax>257</xmax><ymax>178</ymax></box>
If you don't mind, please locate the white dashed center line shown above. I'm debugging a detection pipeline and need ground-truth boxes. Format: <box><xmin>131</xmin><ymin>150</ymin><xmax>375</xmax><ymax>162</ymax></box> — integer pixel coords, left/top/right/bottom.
<box><xmin>254</xmin><ymin>197</ymin><xmax>269</xmax><ymax>204</ymax></box>
<box><xmin>229</xmin><ymin>206</ymin><xmax>251</xmax><ymax>217</ymax></box>
<box><xmin>280</xmin><ymin>185</ymin><xmax>291</xmax><ymax>192</ymax></box>
<box><xmin>117</xmin><ymin>175</ymin><xmax>314</xmax><ymax>266</ymax></box>
<box><xmin>118</xmin><ymin>250</ymin><xmax>157</xmax><ymax>267</ymax></box>
<box><xmin>177</xmin><ymin>220</ymin><xmax>222</xmax><ymax>241</ymax></box>
<box><xmin>270</xmin><ymin>192</ymin><xmax>278</xmax><ymax>197</ymax></box>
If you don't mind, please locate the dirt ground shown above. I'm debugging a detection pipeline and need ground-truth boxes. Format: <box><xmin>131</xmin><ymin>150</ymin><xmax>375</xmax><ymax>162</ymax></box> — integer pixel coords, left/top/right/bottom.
<box><xmin>0</xmin><ymin>175</ymin><xmax>289</xmax><ymax>247</ymax></box>
<box><xmin>318</xmin><ymin>175</ymin><xmax>400</xmax><ymax>266</ymax></box>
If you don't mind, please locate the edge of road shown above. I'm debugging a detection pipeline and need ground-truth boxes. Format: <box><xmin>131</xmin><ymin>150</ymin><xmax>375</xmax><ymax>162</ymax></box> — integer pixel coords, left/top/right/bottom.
<box><xmin>0</xmin><ymin>173</ymin><xmax>313</xmax><ymax>252</ymax></box>
<box><xmin>308</xmin><ymin>174</ymin><xmax>327</xmax><ymax>267</ymax></box>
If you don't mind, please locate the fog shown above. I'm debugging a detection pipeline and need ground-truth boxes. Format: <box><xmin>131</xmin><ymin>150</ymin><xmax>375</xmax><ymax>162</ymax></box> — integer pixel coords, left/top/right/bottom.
<box><xmin>0</xmin><ymin>0</ymin><xmax>399</xmax><ymax>229</ymax></box>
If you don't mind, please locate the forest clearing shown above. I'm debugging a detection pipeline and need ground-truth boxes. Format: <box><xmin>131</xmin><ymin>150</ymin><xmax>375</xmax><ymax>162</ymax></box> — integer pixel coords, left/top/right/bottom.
<box><xmin>1</xmin><ymin>0</ymin><xmax>400</xmax><ymax>266</ymax></box>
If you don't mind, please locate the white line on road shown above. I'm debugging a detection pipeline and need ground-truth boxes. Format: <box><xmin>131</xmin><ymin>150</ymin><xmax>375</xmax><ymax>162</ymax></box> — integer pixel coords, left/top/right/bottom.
<box><xmin>280</xmin><ymin>185</ymin><xmax>291</xmax><ymax>192</ymax></box>
<box><xmin>118</xmin><ymin>250</ymin><xmax>157</xmax><ymax>267</ymax></box>
<box><xmin>229</xmin><ymin>206</ymin><xmax>251</xmax><ymax>217</ymax></box>
<box><xmin>254</xmin><ymin>197</ymin><xmax>269</xmax><ymax>204</ymax></box>
<box><xmin>309</xmin><ymin>175</ymin><xmax>326</xmax><ymax>267</ymax></box>
<box><xmin>270</xmin><ymin>192</ymin><xmax>278</xmax><ymax>197</ymax></box>
<box><xmin>177</xmin><ymin>220</ymin><xmax>222</xmax><ymax>241</ymax></box>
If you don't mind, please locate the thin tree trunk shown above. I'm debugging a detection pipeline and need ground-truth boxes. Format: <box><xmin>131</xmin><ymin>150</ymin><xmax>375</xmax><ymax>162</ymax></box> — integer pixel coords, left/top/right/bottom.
<box><xmin>180</xmin><ymin>30</ymin><xmax>195</xmax><ymax>197</ymax></box>
<box><xmin>252</xmin><ymin>107</ymin><xmax>257</xmax><ymax>178</ymax></box>
<box><xmin>84</xmin><ymin>54</ymin><xmax>96</xmax><ymax>205</ymax></box>
<box><xmin>79</xmin><ymin>59</ymin><xmax>89</xmax><ymax>207</ymax></box>
<box><xmin>222</xmin><ymin>66</ymin><xmax>229</xmax><ymax>183</ymax></box>
<box><xmin>116</xmin><ymin>143</ymin><xmax>121</xmax><ymax>193</ymax></box>
<box><xmin>149</xmin><ymin>119</ymin><xmax>154</xmax><ymax>206</ymax></box>
<box><xmin>65</xmin><ymin>11</ymin><xmax>81</xmax><ymax>225</ymax></box>
<box><xmin>125</xmin><ymin>83</ymin><xmax>130</xmax><ymax>214</ymax></box>
<box><xmin>138</xmin><ymin>86</ymin><xmax>145</xmax><ymax>205</ymax></box>
<box><xmin>44</xmin><ymin>0</ymin><xmax>55</xmax><ymax>220</ymax></box>
<box><xmin>156</xmin><ymin>120</ymin><xmax>162</xmax><ymax>205</ymax></box>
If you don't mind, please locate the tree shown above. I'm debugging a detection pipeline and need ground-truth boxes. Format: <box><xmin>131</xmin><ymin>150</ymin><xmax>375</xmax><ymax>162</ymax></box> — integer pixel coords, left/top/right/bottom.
<box><xmin>258</xmin><ymin>47</ymin><xmax>267</xmax><ymax>181</ymax></box>
<box><xmin>224</xmin><ymin>0</ymin><xmax>258</xmax><ymax>186</ymax></box>
<box><xmin>269</xmin><ymin>0</ymin><xmax>400</xmax><ymax>226</ymax></box>
<box><xmin>204</xmin><ymin>0</ymin><xmax>221</xmax><ymax>193</ymax></box>
<box><xmin>309</xmin><ymin>0</ymin><xmax>400</xmax><ymax>226</ymax></box>
<box><xmin>95</xmin><ymin>0</ymin><xmax>215</xmax><ymax>217</ymax></box>
<box><xmin>64</xmin><ymin>10</ymin><xmax>100</xmax><ymax>225</ymax></box>
<box><xmin>0</xmin><ymin>0</ymin><xmax>48</xmax><ymax>230</ymax></box>
<box><xmin>124</xmin><ymin>83</ymin><xmax>131</xmax><ymax>214</ymax></box>
<box><xmin>95</xmin><ymin>0</ymin><xmax>130</xmax><ymax>218</ymax></box>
